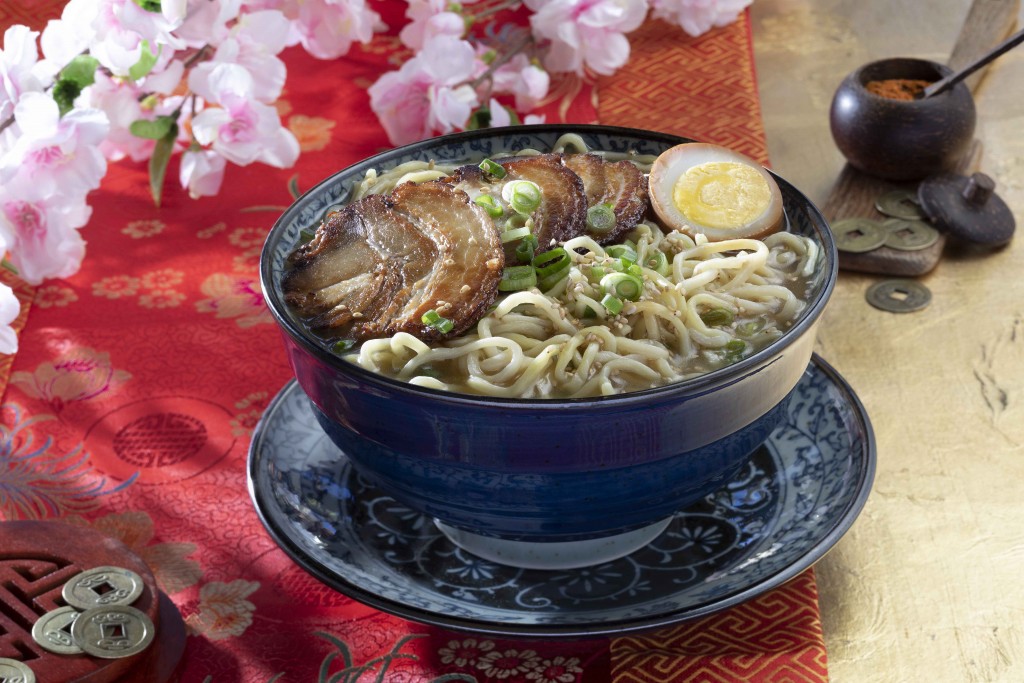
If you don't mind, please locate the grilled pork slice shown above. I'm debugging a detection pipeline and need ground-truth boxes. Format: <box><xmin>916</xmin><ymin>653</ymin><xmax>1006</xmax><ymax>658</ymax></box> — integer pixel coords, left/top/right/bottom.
<box><xmin>447</xmin><ymin>154</ymin><xmax>587</xmax><ymax>249</ymax></box>
<box><xmin>283</xmin><ymin>182</ymin><xmax>504</xmax><ymax>342</ymax></box>
<box><xmin>562</xmin><ymin>153</ymin><xmax>648</xmax><ymax>244</ymax></box>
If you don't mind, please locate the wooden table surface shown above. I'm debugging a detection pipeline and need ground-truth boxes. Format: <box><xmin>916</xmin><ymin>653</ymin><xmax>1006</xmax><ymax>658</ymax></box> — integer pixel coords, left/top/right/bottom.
<box><xmin>750</xmin><ymin>1</ymin><xmax>1024</xmax><ymax>681</ymax></box>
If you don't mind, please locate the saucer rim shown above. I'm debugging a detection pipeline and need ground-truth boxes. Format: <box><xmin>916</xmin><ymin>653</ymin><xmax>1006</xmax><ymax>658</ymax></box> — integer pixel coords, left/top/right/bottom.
<box><xmin>246</xmin><ymin>353</ymin><xmax>876</xmax><ymax>639</ymax></box>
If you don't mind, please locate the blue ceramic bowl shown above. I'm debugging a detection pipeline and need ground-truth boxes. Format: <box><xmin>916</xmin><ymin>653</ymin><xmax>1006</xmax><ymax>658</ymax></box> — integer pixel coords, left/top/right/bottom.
<box><xmin>260</xmin><ymin>125</ymin><xmax>837</xmax><ymax>565</ymax></box>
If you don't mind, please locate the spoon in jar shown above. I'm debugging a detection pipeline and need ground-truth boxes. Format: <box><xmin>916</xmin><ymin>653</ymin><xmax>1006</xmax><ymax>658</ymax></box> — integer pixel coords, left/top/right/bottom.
<box><xmin>920</xmin><ymin>27</ymin><xmax>1024</xmax><ymax>98</ymax></box>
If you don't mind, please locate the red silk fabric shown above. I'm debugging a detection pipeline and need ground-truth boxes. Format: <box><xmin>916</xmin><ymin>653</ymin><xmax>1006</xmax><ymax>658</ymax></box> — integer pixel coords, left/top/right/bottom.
<box><xmin>1</xmin><ymin>2</ymin><xmax>828</xmax><ymax>681</ymax></box>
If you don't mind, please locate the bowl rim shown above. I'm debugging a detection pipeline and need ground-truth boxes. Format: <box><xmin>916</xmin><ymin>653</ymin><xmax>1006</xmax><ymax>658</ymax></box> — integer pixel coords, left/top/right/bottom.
<box><xmin>260</xmin><ymin>123</ymin><xmax>838</xmax><ymax>408</ymax></box>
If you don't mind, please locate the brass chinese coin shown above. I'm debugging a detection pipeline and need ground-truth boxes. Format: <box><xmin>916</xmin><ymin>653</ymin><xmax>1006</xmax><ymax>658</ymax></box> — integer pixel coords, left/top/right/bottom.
<box><xmin>0</xmin><ymin>658</ymin><xmax>36</xmax><ymax>683</ymax></box>
<box><xmin>882</xmin><ymin>218</ymin><xmax>940</xmax><ymax>251</ymax></box>
<box><xmin>866</xmin><ymin>279</ymin><xmax>932</xmax><ymax>313</ymax></box>
<box><xmin>832</xmin><ymin>217</ymin><xmax>887</xmax><ymax>253</ymax></box>
<box><xmin>70</xmin><ymin>605</ymin><xmax>156</xmax><ymax>660</ymax></box>
<box><xmin>875</xmin><ymin>189</ymin><xmax>924</xmax><ymax>219</ymax></box>
<box><xmin>62</xmin><ymin>566</ymin><xmax>144</xmax><ymax>611</ymax></box>
<box><xmin>31</xmin><ymin>606</ymin><xmax>83</xmax><ymax>655</ymax></box>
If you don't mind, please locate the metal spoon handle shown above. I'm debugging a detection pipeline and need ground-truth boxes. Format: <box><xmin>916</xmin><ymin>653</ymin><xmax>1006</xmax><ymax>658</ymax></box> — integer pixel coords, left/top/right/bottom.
<box><xmin>923</xmin><ymin>26</ymin><xmax>1024</xmax><ymax>98</ymax></box>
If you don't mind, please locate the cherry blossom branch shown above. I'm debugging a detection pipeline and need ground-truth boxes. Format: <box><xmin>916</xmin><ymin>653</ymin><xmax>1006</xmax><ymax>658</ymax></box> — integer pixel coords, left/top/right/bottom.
<box><xmin>466</xmin><ymin>0</ymin><xmax>524</xmax><ymax>21</ymax></box>
<box><xmin>468</xmin><ymin>33</ymin><xmax>535</xmax><ymax>89</ymax></box>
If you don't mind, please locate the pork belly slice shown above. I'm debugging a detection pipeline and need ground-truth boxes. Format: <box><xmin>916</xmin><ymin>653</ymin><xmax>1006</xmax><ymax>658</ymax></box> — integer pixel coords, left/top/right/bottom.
<box><xmin>562</xmin><ymin>153</ymin><xmax>649</xmax><ymax>245</ymax></box>
<box><xmin>447</xmin><ymin>154</ymin><xmax>587</xmax><ymax>249</ymax></box>
<box><xmin>283</xmin><ymin>182</ymin><xmax>504</xmax><ymax>342</ymax></box>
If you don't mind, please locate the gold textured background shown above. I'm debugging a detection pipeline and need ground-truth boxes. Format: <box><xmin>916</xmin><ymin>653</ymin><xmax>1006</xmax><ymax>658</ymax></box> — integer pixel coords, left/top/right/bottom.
<box><xmin>751</xmin><ymin>1</ymin><xmax>1024</xmax><ymax>681</ymax></box>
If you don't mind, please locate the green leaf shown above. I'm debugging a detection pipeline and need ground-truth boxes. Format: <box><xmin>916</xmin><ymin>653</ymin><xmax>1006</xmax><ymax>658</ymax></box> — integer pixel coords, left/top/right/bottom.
<box><xmin>466</xmin><ymin>106</ymin><xmax>491</xmax><ymax>130</ymax></box>
<box><xmin>51</xmin><ymin>79</ymin><xmax>82</xmax><ymax>116</ymax></box>
<box><xmin>129</xmin><ymin>115</ymin><xmax>176</xmax><ymax>140</ymax></box>
<box><xmin>134</xmin><ymin>0</ymin><xmax>162</xmax><ymax>11</ymax></box>
<box><xmin>288</xmin><ymin>174</ymin><xmax>301</xmax><ymax>199</ymax></box>
<box><xmin>60</xmin><ymin>55</ymin><xmax>99</xmax><ymax>89</ymax></box>
<box><xmin>129</xmin><ymin>40</ymin><xmax>160</xmax><ymax>81</ymax></box>
<box><xmin>148</xmin><ymin>123</ymin><xmax>178</xmax><ymax>207</ymax></box>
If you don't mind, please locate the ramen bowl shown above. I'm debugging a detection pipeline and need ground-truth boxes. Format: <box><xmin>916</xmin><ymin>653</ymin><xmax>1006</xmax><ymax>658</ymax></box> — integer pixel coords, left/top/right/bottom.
<box><xmin>260</xmin><ymin>124</ymin><xmax>837</xmax><ymax>569</ymax></box>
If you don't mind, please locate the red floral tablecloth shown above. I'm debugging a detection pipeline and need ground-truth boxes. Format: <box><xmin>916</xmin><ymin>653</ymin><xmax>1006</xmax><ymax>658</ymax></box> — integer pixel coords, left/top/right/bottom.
<box><xmin>1</xmin><ymin>2</ymin><xmax>829</xmax><ymax>681</ymax></box>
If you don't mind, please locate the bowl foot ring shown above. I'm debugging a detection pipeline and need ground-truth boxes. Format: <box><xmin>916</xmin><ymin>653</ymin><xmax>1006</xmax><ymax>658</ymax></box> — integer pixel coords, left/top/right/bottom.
<box><xmin>434</xmin><ymin>516</ymin><xmax>674</xmax><ymax>570</ymax></box>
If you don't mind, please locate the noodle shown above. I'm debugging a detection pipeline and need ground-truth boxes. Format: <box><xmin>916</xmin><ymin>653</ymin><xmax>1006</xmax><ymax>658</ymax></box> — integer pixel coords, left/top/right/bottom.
<box><xmin>316</xmin><ymin>138</ymin><xmax>821</xmax><ymax>398</ymax></box>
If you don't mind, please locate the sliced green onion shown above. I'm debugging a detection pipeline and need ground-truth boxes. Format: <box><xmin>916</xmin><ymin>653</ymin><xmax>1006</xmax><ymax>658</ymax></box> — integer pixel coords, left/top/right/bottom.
<box><xmin>601</xmin><ymin>294</ymin><xmax>623</xmax><ymax>315</ymax></box>
<box><xmin>587</xmin><ymin>265</ymin><xmax>606</xmax><ymax>281</ymax></box>
<box><xmin>738</xmin><ymin>320</ymin><xmax>765</xmax><ymax>337</ymax></box>
<box><xmin>582</xmin><ymin>306</ymin><xmax>597</xmax><ymax>319</ymax></box>
<box><xmin>515</xmin><ymin>234</ymin><xmax>539</xmax><ymax>263</ymax></box>
<box><xmin>533</xmin><ymin>248</ymin><xmax>570</xmax><ymax>278</ymax></box>
<box><xmin>499</xmin><ymin>265</ymin><xmax>537</xmax><ymax>292</ymax></box>
<box><xmin>725</xmin><ymin>339</ymin><xmax>747</xmax><ymax>357</ymax></box>
<box><xmin>501</xmin><ymin>226</ymin><xmax>532</xmax><ymax>243</ymax></box>
<box><xmin>600</xmin><ymin>272</ymin><xmax>644</xmax><ymax>301</ymax></box>
<box><xmin>299</xmin><ymin>228</ymin><xmax>316</xmax><ymax>242</ymax></box>
<box><xmin>505</xmin><ymin>213</ymin><xmax>529</xmax><ymax>231</ymax></box>
<box><xmin>700</xmin><ymin>308</ymin><xmax>735</xmax><ymax>327</ymax></box>
<box><xmin>605</xmin><ymin>243</ymin><xmax>637</xmax><ymax>263</ymax></box>
<box><xmin>586</xmin><ymin>203</ymin><xmax>616</xmax><ymax>233</ymax></box>
<box><xmin>478</xmin><ymin>158</ymin><xmax>506</xmax><ymax>179</ymax></box>
<box><xmin>533</xmin><ymin>248</ymin><xmax>571</xmax><ymax>291</ymax></box>
<box><xmin>331</xmin><ymin>339</ymin><xmax>356</xmax><ymax>354</ymax></box>
<box><xmin>626</xmin><ymin>262</ymin><xmax>643</xmax><ymax>278</ymax></box>
<box><xmin>474</xmin><ymin>194</ymin><xmax>504</xmax><ymax>218</ymax></box>
<box><xmin>502</xmin><ymin>180</ymin><xmax>542</xmax><ymax>215</ymax></box>
<box><xmin>643</xmin><ymin>249</ymin><xmax>670</xmax><ymax>275</ymax></box>
<box><xmin>421</xmin><ymin>309</ymin><xmax>455</xmax><ymax>333</ymax></box>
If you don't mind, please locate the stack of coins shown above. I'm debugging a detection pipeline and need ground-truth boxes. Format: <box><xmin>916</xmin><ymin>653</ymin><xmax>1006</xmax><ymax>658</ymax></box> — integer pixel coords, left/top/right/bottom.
<box><xmin>33</xmin><ymin>567</ymin><xmax>156</xmax><ymax>660</ymax></box>
<box><xmin>0</xmin><ymin>521</ymin><xmax>182</xmax><ymax>683</ymax></box>
<box><xmin>832</xmin><ymin>189</ymin><xmax>941</xmax><ymax>256</ymax></box>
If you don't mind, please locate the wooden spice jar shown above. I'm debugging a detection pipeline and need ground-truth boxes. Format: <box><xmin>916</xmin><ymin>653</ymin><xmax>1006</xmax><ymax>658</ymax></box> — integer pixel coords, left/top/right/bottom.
<box><xmin>829</xmin><ymin>57</ymin><xmax>976</xmax><ymax>180</ymax></box>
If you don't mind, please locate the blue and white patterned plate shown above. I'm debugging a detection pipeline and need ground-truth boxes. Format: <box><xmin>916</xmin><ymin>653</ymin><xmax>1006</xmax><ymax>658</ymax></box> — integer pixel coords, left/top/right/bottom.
<box><xmin>247</xmin><ymin>354</ymin><xmax>874</xmax><ymax>638</ymax></box>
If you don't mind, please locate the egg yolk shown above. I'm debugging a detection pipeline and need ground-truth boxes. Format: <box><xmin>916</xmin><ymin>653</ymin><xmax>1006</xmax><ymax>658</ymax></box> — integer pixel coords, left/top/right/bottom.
<box><xmin>672</xmin><ymin>161</ymin><xmax>772</xmax><ymax>229</ymax></box>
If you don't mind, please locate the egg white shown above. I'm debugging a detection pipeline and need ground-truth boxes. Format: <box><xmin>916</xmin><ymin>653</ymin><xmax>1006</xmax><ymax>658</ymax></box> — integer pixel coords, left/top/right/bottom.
<box><xmin>648</xmin><ymin>143</ymin><xmax>784</xmax><ymax>241</ymax></box>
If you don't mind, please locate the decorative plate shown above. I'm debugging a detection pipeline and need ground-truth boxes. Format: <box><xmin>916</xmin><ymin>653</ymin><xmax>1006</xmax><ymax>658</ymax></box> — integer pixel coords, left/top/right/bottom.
<box><xmin>247</xmin><ymin>354</ymin><xmax>874</xmax><ymax>638</ymax></box>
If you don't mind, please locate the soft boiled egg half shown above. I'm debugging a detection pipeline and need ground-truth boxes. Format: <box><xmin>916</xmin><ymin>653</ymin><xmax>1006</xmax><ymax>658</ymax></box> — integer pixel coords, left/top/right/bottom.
<box><xmin>648</xmin><ymin>143</ymin><xmax>784</xmax><ymax>241</ymax></box>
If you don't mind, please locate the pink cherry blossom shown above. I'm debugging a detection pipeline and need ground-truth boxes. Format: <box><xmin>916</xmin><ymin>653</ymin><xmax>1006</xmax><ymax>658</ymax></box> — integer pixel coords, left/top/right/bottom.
<box><xmin>650</xmin><ymin>0</ymin><xmax>752</xmax><ymax>36</ymax></box>
<box><xmin>188</xmin><ymin>10</ymin><xmax>291</xmax><ymax>103</ymax></box>
<box><xmin>491</xmin><ymin>53</ymin><xmax>550</xmax><ymax>111</ymax></box>
<box><xmin>174</xmin><ymin>0</ymin><xmax>244</xmax><ymax>47</ymax></box>
<box><xmin>0</xmin><ymin>281</ymin><xmax>18</xmax><ymax>354</ymax></box>
<box><xmin>274</xmin><ymin>0</ymin><xmax>383</xmax><ymax>60</ymax></box>
<box><xmin>82</xmin><ymin>72</ymin><xmax>186</xmax><ymax>162</ymax></box>
<box><xmin>0</xmin><ymin>92</ymin><xmax>110</xmax><ymax>197</ymax></box>
<box><xmin>1</xmin><ymin>25</ymin><xmax>49</xmax><ymax>122</ymax></box>
<box><xmin>400</xmin><ymin>1</ymin><xmax>467</xmax><ymax>51</ymax></box>
<box><xmin>189</xmin><ymin>63</ymin><xmax>299</xmax><ymax>167</ymax></box>
<box><xmin>524</xmin><ymin>0</ymin><xmax>648</xmax><ymax>76</ymax></box>
<box><xmin>368</xmin><ymin>35</ymin><xmax>481</xmax><ymax>145</ymax></box>
<box><xmin>0</xmin><ymin>177</ymin><xmax>90</xmax><ymax>285</ymax></box>
<box><xmin>179</xmin><ymin>148</ymin><xmax>227</xmax><ymax>199</ymax></box>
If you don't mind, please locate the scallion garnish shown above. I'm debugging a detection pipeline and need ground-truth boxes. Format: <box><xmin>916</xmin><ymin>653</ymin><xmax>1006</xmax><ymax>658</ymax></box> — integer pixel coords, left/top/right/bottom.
<box><xmin>331</xmin><ymin>339</ymin><xmax>356</xmax><ymax>353</ymax></box>
<box><xmin>502</xmin><ymin>179</ymin><xmax>543</xmax><ymax>215</ymax></box>
<box><xmin>644</xmin><ymin>250</ymin><xmax>670</xmax><ymax>275</ymax></box>
<box><xmin>474</xmin><ymin>194</ymin><xmax>504</xmax><ymax>218</ymax></box>
<box><xmin>421</xmin><ymin>309</ymin><xmax>455</xmax><ymax>333</ymax></box>
<box><xmin>299</xmin><ymin>228</ymin><xmax>316</xmax><ymax>242</ymax></box>
<box><xmin>501</xmin><ymin>226</ymin><xmax>532</xmax><ymax>243</ymax></box>
<box><xmin>700</xmin><ymin>308</ymin><xmax>735</xmax><ymax>327</ymax></box>
<box><xmin>586</xmin><ymin>203</ymin><xmax>616</xmax><ymax>233</ymax></box>
<box><xmin>533</xmin><ymin>247</ymin><xmax>570</xmax><ymax>278</ymax></box>
<box><xmin>498</xmin><ymin>265</ymin><xmax>538</xmax><ymax>292</ymax></box>
<box><xmin>600</xmin><ymin>271</ymin><xmax>644</xmax><ymax>301</ymax></box>
<box><xmin>515</xmin><ymin>233</ymin><xmax>539</xmax><ymax>263</ymax></box>
<box><xmin>601</xmin><ymin>293</ymin><xmax>623</xmax><ymax>315</ymax></box>
<box><xmin>725</xmin><ymin>339</ymin><xmax>747</xmax><ymax>358</ymax></box>
<box><xmin>605</xmin><ymin>243</ymin><xmax>638</xmax><ymax>263</ymax></box>
<box><xmin>478</xmin><ymin>158</ymin><xmax>507</xmax><ymax>179</ymax></box>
